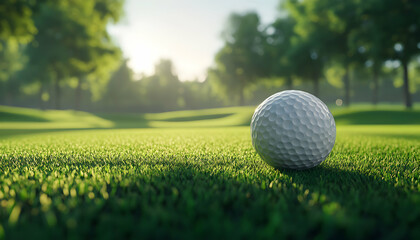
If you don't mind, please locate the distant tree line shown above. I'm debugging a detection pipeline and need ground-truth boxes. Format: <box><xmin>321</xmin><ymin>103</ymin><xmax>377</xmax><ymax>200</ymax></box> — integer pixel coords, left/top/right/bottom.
<box><xmin>209</xmin><ymin>0</ymin><xmax>420</xmax><ymax>108</ymax></box>
<box><xmin>97</xmin><ymin>59</ymin><xmax>222</xmax><ymax>112</ymax></box>
<box><xmin>0</xmin><ymin>0</ymin><xmax>419</xmax><ymax>112</ymax></box>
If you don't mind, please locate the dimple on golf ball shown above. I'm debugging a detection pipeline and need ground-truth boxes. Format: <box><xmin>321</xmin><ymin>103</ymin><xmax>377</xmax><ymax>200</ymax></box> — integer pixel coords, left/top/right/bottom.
<box><xmin>250</xmin><ymin>90</ymin><xmax>336</xmax><ymax>170</ymax></box>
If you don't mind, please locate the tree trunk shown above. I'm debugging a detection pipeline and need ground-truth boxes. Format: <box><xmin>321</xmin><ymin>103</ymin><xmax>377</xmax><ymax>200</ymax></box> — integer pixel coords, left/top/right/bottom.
<box><xmin>48</xmin><ymin>86</ymin><xmax>53</xmax><ymax>109</ymax></box>
<box><xmin>372</xmin><ymin>68</ymin><xmax>379</xmax><ymax>105</ymax></box>
<box><xmin>39</xmin><ymin>83</ymin><xmax>45</xmax><ymax>110</ymax></box>
<box><xmin>75</xmin><ymin>77</ymin><xmax>83</xmax><ymax>110</ymax></box>
<box><xmin>402</xmin><ymin>62</ymin><xmax>412</xmax><ymax>108</ymax></box>
<box><xmin>286</xmin><ymin>76</ymin><xmax>293</xmax><ymax>90</ymax></box>
<box><xmin>313</xmin><ymin>77</ymin><xmax>319</xmax><ymax>97</ymax></box>
<box><xmin>239</xmin><ymin>83</ymin><xmax>244</xmax><ymax>106</ymax></box>
<box><xmin>5</xmin><ymin>84</ymin><xmax>13</xmax><ymax>106</ymax></box>
<box><xmin>54</xmin><ymin>78</ymin><xmax>61</xmax><ymax>109</ymax></box>
<box><xmin>343</xmin><ymin>65</ymin><xmax>350</xmax><ymax>106</ymax></box>
<box><xmin>5</xmin><ymin>92</ymin><xmax>12</xmax><ymax>106</ymax></box>
<box><xmin>5</xmin><ymin>77</ymin><xmax>17</xmax><ymax>106</ymax></box>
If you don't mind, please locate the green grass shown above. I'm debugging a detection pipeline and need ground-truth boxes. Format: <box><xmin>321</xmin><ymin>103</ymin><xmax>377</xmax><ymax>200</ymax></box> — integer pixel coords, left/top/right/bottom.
<box><xmin>0</xmin><ymin>105</ymin><xmax>419</xmax><ymax>239</ymax></box>
<box><xmin>96</xmin><ymin>106</ymin><xmax>254</xmax><ymax>128</ymax></box>
<box><xmin>0</xmin><ymin>106</ymin><xmax>113</xmax><ymax>130</ymax></box>
<box><xmin>1</xmin><ymin>104</ymin><xmax>419</xmax><ymax>131</ymax></box>
<box><xmin>332</xmin><ymin>105</ymin><xmax>420</xmax><ymax>125</ymax></box>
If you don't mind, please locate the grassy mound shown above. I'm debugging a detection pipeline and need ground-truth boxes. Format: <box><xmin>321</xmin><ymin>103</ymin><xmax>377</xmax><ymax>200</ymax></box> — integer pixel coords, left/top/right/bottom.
<box><xmin>1</xmin><ymin>104</ymin><xmax>419</xmax><ymax>132</ymax></box>
<box><xmin>96</xmin><ymin>107</ymin><xmax>254</xmax><ymax>128</ymax></box>
<box><xmin>0</xmin><ymin>106</ymin><xmax>113</xmax><ymax>129</ymax></box>
<box><xmin>333</xmin><ymin>105</ymin><xmax>420</xmax><ymax>125</ymax></box>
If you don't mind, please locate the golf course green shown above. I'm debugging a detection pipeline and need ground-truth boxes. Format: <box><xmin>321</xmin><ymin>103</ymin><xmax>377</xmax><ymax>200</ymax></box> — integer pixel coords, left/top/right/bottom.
<box><xmin>0</xmin><ymin>105</ymin><xmax>419</xmax><ymax>239</ymax></box>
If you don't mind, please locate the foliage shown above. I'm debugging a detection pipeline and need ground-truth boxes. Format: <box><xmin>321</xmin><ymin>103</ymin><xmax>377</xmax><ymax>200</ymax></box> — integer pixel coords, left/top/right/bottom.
<box><xmin>181</xmin><ymin>80</ymin><xmax>223</xmax><ymax>110</ymax></box>
<box><xmin>0</xmin><ymin>40</ymin><xmax>24</xmax><ymax>82</ymax></box>
<box><xmin>139</xmin><ymin>59</ymin><xmax>183</xmax><ymax>112</ymax></box>
<box><xmin>284</xmin><ymin>0</ymin><xmax>359</xmax><ymax>99</ymax></box>
<box><xmin>263</xmin><ymin>17</ymin><xmax>296</xmax><ymax>89</ymax></box>
<box><xmin>339</xmin><ymin>0</ymin><xmax>420</xmax><ymax>107</ymax></box>
<box><xmin>1</xmin><ymin>0</ymin><xmax>420</xmax><ymax>110</ymax></box>
<box><xmin>0</xmin><ymin>0</ymin><xmax>42</xmax><ymax>43</ymax></box>
<box><xmin>210</xmin><ymin>12</ymin><xmax>267</xmax><ymax>105</ymax></box>
<box><xmin>101</xmin><ymin>59</ymin><xmax>138</xmax><ymax>112</ymax></box>
<box><xmin>17</xmin><ymin>0</ymin><xmax>123</xmax><ymax>109</ymax></box>
<box><xmin>0</xmin><ymin>39</ymin><xmax>26</xmax><ymax>102</ymax></box>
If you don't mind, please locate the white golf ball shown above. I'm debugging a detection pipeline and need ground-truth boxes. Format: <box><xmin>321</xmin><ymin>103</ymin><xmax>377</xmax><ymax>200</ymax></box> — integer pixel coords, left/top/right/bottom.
<box><xmin>251</xmin><ymin>90</ymin><xmax>336</xmax><ymax>170</ymax></box>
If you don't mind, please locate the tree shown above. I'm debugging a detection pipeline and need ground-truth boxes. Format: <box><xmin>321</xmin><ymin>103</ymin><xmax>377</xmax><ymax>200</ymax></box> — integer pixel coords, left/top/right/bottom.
<box><xmin>140</xmin><ymin>59</ymin><xmax>182</xmax><ymax>112</ymax></box>
<box><xmin>0</xmin><ymin>0</ymin><xmax>46</xmax><ymax>105</ymax></box>
<box><xmin>283</xmin><ymin>0</ymin><xmax>334</xmax><ymax>97</ymax></box>
<box><xmin>181</xmin><ymin>80</ymin><xmax>222</xmax><ymax>110</ymax></box>
<box><xmin>358</xmin><ymin>0</ymin><xmax>420</xmax><ymax>108</ymax></box>
<box><xmin>70</xmin><ymin>0</ymin><xmax>124</xmax><ymax>110</ymax></box>
<box><xmin>264</xmin><ymin>17</ymin><xmax>297</xmax><ymax>89</ymax></box>
<box><xmin>285</xmin><ymin>0</ymin><xmax>362</xmax><ymax>104</ymax></box>
<box><xmin>288</xmin><ymin>37</ymin><xmax>327</xmax><ymax>97</ymax></box>
<box><xmin>0</xmin><ymin>39</ymin><xmax>26</xmax><ymax>104</ymax></box>
<box><xmin>209</xmin><ymin>12</ymin><xmax>267</xmax><ymax>105</ymax></box>
<box><xmin>21</xmin><ymin>0</ymin><xmax>123</xmax><ymax>109</ymax></box>
<box><xmin>350</xmin><ymin>33</ymin><xmax>389</xmax><ymax>105</ymax></box>
<box><xmin>22</xmin><ymin>2</ymin><xmax>83</xmax><ymax>109</ymax></box>
<box><xmin>288</xmin><ymin>0</ymin><xmax>420</xmax><ymax>107</ymax></box>
<box><xmin>101</xmin><ymin>59</ymin><xmax>139</xmax><ymax>112</ymax></box>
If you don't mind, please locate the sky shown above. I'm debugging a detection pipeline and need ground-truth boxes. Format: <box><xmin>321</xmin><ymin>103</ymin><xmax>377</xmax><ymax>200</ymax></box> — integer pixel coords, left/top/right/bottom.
<box><xmin>108</xmin><ymin>0</ymin><xmax>279</xmax><ymax>81</ymax></box>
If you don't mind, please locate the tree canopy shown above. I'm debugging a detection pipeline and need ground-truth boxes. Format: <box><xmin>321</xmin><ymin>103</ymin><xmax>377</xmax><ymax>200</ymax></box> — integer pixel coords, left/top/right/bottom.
<box><xmin>210</xmin><ymin>12</ymin><xmax>267</xmax><ymax>105</ymax></box>
<box><xmin>19</xmin><ymin>0</ymin><xmax>124</xmax><ymax>109</ymax></box>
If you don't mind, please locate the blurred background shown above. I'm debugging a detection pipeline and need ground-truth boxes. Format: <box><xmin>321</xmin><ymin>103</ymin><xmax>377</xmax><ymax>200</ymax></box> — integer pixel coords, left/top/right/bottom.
<box><xmin>0</xmin><ymin>0</ymin><xmax>419</xmax><ymax>113</ymax></box>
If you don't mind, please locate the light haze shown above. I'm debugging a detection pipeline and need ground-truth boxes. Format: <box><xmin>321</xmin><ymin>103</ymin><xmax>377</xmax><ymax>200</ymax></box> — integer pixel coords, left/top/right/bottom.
<box><xmin>108</xmin><ymin>0</ymin><xmax>278</xmax><ymax>81</ymax></box>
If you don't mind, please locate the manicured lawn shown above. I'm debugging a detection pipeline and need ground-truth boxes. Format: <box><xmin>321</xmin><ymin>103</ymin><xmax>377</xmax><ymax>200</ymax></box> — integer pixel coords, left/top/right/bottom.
<box><xmin>2</xmin><ymin>104</ymin><xmax>420</xmax><ymax>130</ymax></box>
<box><xmin>0</xmin><ymin>105</ymin><xmax>419</xmax><ymax>239</ymax></box>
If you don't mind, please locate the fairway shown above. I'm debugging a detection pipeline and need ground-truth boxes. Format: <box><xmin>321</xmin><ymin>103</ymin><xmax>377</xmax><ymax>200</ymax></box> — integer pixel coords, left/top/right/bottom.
<box><xmin>0</xmin><ymin>107</ymin><xmax>419</xmax><ymax>239</ymax></box>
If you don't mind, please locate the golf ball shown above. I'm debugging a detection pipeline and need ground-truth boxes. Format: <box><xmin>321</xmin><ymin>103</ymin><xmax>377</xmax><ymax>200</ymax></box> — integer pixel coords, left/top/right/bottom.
<box><xmin>250</xmin><ymin>90</ymin><xmax>336</xmax><ymax>170</ymax></box>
